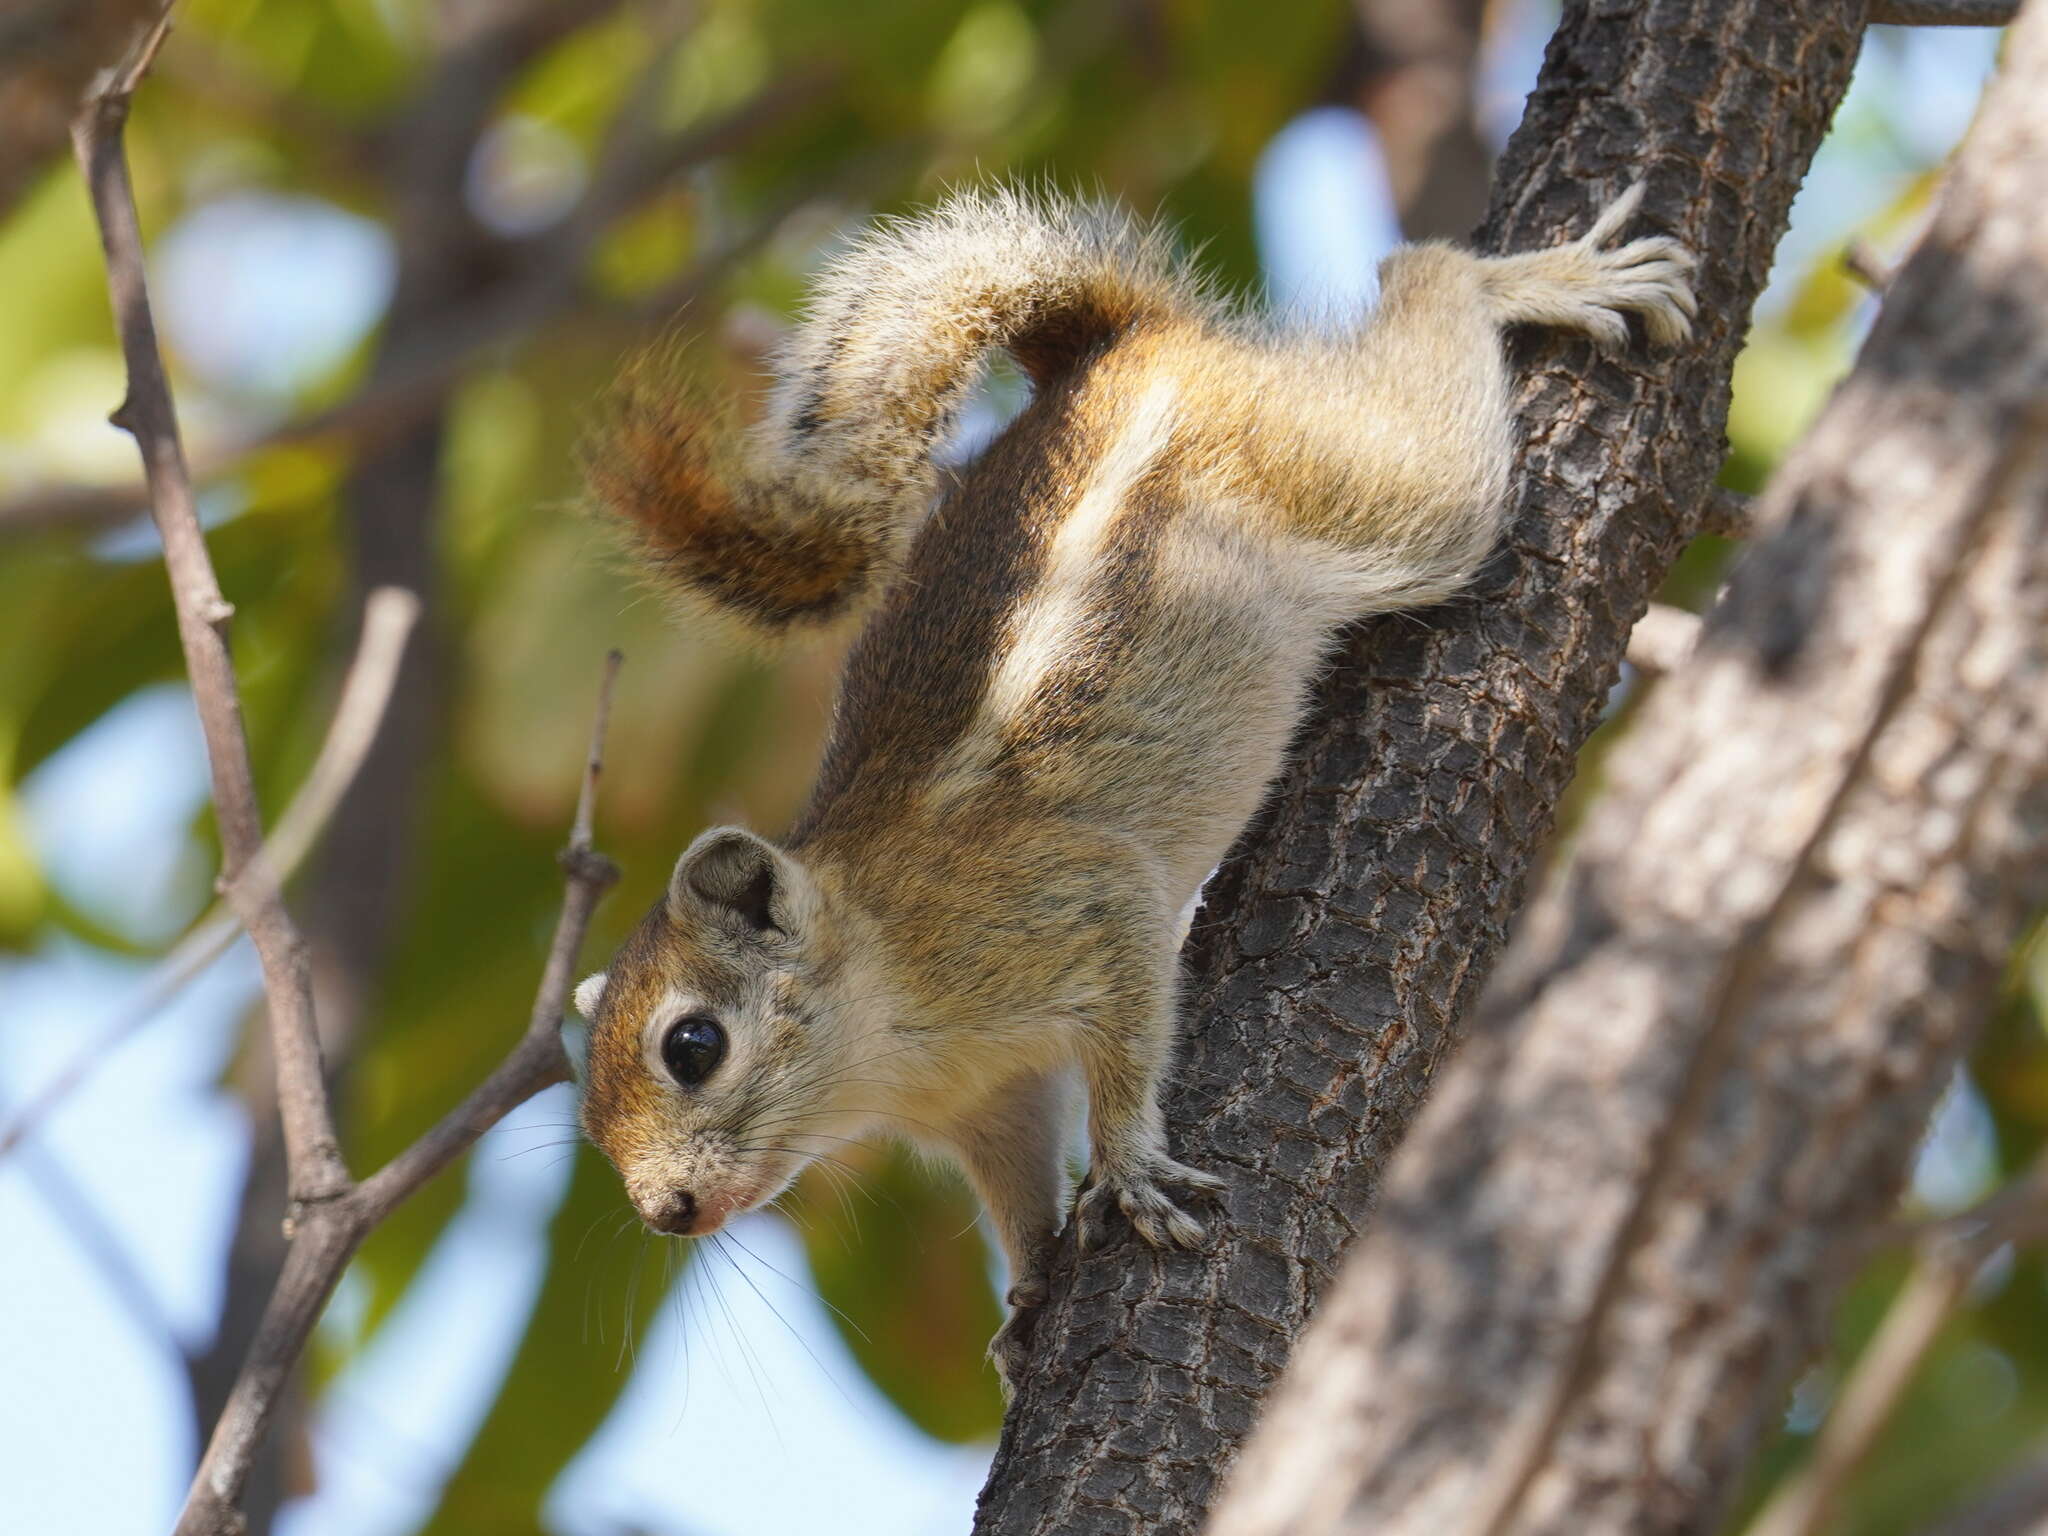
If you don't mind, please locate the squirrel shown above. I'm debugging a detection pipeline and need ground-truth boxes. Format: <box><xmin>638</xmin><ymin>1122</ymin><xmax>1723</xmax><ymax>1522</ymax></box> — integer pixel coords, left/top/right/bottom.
<box><xmin>569</xmin><ymin>183</ymin><xmax>1695</xmax><ymax>1380</ymax></box>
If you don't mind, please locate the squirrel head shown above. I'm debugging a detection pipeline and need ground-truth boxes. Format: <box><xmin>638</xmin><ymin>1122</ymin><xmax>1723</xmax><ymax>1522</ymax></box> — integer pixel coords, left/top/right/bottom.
<box><xmin>573</xmin><ymin>826</ymin><xmax>886</xmax><ymax>1237</ymax></box>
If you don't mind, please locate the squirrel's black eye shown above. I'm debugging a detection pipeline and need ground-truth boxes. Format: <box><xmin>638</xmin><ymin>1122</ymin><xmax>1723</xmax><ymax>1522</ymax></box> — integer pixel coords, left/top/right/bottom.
<box><xmin>660</xmin><ymin>1015</ymin><xmax>726</xmax><ymax>1087</ymax></box>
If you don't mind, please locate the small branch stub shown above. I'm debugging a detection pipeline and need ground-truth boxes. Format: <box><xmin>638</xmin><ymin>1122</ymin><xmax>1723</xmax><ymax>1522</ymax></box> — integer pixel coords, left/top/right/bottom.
<box><xmin>1843</xmin><ymin>239</ymin><xmax>1896</xmax><ymax>293</ymax></box>
<box><xmin>1701</xmin><ymin>487</ymin><xmax>1755</xmax><ymax>539</ymax></box>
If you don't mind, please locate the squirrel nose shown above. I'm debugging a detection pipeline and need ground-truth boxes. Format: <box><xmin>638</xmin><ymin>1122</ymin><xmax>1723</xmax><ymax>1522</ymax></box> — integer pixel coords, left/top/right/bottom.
<box><xmin>649</xmin><ymin>1190</ymin><xmax>697</xmax><ymax>1236</ymax></box>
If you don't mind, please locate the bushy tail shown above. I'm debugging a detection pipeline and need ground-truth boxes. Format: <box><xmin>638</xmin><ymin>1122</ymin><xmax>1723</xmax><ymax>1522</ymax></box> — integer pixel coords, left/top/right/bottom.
<box><xmin>583</xmin><ymin>188</ymin><xmax>1198</xmax><ymax>648</ymax></box>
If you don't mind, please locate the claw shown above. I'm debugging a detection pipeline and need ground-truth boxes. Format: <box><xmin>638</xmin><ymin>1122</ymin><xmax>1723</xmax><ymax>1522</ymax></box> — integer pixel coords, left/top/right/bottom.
<box><xmin>1074</xmin><ymin>1154</ymin><xmax>1223</xmax><ymax>1253</ymax></box>
<box><xmin>1580</xmin><ymin>180</ymin><xmax>1647</xmax><ymax>250</ymax></box>
<box><xmin>989</xmin><ymin>1307</ymin><xmax>1039</xmax><ymax>1393</ymax></box>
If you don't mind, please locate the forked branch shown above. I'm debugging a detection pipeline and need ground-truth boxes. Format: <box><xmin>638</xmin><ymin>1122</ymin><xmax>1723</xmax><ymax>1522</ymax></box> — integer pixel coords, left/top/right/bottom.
<box><xmin>69</xmin><ymin>11</ymin><xmax>624</xmax><ymax>1534</ymax></box>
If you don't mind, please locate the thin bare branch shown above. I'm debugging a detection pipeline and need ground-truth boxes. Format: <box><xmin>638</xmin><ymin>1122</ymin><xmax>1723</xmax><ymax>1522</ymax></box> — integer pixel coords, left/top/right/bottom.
<box><xmin>1871</xmin><ymin>0</ymin><xmax>2018</xmax><ymax>23</ymax></box>
<box><xmin>1749</xmin><ymin>1137</ymin><xmax>2048</xmax><ymax>1536</ymax></box>
<box><xmin>70</xmin><ymin>26</ymin><xmax>628</xmax><ymax>1534</ymax></box>
<box><xmin>172</xmin><ymin>651</ymin><xmax>623</xmax><ymax>1536</ymax></box>
<box><xmin>0</xmin><ymin>586</ymin><xmax>419</xmax><ymax>1164</ymax></box>
<box><xmin>74</xmin><ymin>0</ymin><xmax>350</xmax><ymax>1204</ymax></box>
<box><xmin>570</xmin><ymin>649</ymin><xmax>623</xmax><ymax>851</ymax></box>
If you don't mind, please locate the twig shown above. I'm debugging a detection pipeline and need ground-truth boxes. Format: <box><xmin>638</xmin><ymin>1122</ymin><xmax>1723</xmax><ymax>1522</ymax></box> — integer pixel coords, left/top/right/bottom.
<box><xmin>66</xmin><ymin>25</ymin><xmax>625</xmax><ymax>1535</ymax></box>
<box><xmin>1624</xmin><ymin>602</ymin><xmax>1703</xmax><ymax>675</ymax></box>
<box><xmin>0</xmin><ymin>586</ymin><xmax>419</xmax><ymax>1164</ymax></box>
<box><xmin>1459</xmin><ymin>408</ymin><xmax>2046</xmax><ymax>1536</ymax></box>
<box><xmin>76</xmin><ymin>0</ymin><xmax>351</xmax><ymax>1205</ymax></box>
<box><xmin>570</xmin><ymin>649</ymin><xmax>622</xmax><ymax>851</ymax></box>
<box><xmin>1745</xmin><ymin>1143</ymin><xmax>2048</xmax><ymax>1536</ymax></box>
<box><xmin>1870</xmin><ymin>1</ymin><xmax>2018</xmax><ymax>24</ymax></box>
<box><xmin>172</xmin><ymin>652</ymin><xmax>621</xmax><ymax>1536</ymax></box>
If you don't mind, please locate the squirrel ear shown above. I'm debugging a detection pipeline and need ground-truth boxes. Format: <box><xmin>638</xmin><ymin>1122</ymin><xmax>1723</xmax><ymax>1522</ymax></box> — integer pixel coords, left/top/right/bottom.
<box><xmin>670</xmin><ymin>827</ymin><xmax>788</xmax><ymax>933</ymax></box>
<box><xmin>573</xmin><ymin>972</ymin><xmax>608</xmax><ymax>1019</ymax></box>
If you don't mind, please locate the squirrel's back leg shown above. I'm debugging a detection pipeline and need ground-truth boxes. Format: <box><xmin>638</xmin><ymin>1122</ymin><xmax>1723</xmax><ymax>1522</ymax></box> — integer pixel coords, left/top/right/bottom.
<box><xmin>1215</xmin><ymin>183</ymin><xmax>1695</xmax><ymax>616</ymax></box>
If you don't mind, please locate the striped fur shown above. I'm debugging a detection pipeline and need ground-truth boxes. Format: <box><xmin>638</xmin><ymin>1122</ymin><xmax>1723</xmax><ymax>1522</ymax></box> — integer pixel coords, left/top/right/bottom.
<box><xmin>573</xmin><ymin>183</ymin><xmax>1696</xmax><ymax>1382</ymax></box>
<box><xmin>585</xmin><ymin>188</ymin><xmax>1198</xmax><ymax>649</ymax></box>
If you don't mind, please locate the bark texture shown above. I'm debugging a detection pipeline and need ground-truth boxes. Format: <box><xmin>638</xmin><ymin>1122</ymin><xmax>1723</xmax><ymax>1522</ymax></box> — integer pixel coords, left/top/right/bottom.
<box><xmin>973</xmin><ymin>4</ymin><xmax>1867</xmax><ymax>1534</ymax></box>
<box><xmin>1207</xmin><ymin>6</ymin><xmax>2048</xmax><ymax>1534</ymax></box>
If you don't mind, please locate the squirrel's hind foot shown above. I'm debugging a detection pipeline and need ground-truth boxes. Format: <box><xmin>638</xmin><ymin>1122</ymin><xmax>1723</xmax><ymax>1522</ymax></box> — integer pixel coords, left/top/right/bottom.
<box><xmin>1478</xmin><ymin>182</ymin><xmax>1700</xmax><ymax>348</ymax></box>
<box><xmin>1076</xmin><ymin>1154</ymin><xmax>1225</xmax><ymax>1253</ymax></box>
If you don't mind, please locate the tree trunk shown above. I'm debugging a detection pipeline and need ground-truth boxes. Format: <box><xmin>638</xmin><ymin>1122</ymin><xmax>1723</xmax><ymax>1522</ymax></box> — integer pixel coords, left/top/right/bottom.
<box><xmin>1207</xmin><ymin>5</ymin><xmax>2048</xmax><ymax>1534</ymax></box>
<box><xmin>973</xmin><ymin>4</ymin><xmax>1868</xmax><ymax>1534</ymax></box>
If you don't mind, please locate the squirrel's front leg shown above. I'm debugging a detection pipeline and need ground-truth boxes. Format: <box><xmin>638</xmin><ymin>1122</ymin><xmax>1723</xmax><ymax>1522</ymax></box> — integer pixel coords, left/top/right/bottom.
<box><xmin>1073</xmin><ymin>985</ymin><xmax>1224</xmax><ymax>1253</ymax></box>
<box><xmin>951</xmin><ymin>1071</ymin><xmax>1074</xmax><ymax>1387</ymax></box>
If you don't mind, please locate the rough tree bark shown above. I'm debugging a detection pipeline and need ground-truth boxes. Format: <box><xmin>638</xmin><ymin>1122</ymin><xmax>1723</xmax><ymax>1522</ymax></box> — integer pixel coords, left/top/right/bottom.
<box><xmin>1207</xmin><ymin>5</ymin><xmax>2048</xmax><ymax>1534</ymax></box>
<box><xmin>974</xmin><ymin>3</ymin><xmax>1866</xmax><ymax>1533</ymax></box>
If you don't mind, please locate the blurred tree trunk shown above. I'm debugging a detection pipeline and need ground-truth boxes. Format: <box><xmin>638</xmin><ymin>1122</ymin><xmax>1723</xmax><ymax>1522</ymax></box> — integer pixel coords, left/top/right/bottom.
<box><xmin>1207</xmin><ymin>5</ymin><xmax>2048</xmax><ymax>1535</ymax></box>
<box><xmin>974</xmin><ymin>3</ymin><xmax>1868</xmax><ymax>1535</ymax></box>
<box><xmin>1330</xmin><ymin>0</ymin><xmax>1492</xmax><ymax>239</ymax></box>
<box><xmin>0</xmin><ymin>0</ymin><xmax>157</xmax><ymax>220</ymax></box>
<box><xmin>1923</xmin><ymin>1440</ymin><xmax>2048</xmax><ymax>1536</ymax></box>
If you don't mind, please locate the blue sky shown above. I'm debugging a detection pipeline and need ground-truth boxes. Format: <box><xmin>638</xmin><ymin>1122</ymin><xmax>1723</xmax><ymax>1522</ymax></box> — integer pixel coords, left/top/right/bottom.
<box><xmin>0</xmin><ymin>12</ymin><xmax>2004</xmax><ymax>1535</ymax></box>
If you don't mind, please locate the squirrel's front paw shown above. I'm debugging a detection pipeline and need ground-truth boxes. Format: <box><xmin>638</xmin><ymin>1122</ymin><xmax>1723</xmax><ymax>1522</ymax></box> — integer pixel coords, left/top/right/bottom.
<box><xmin>989</xmin><ymin>1310</ymin><xmax>1036</xmax><ymax>1392</ymax></box>
<box><xmin>1076</xmin><ymin>1155</ymin><xmax>1224</xmax><ymax>1252</ymax></box>
<box><xmin>989</xmin><ymin>1275</ymin><xmax>1049</xmax><ymax>1393</ymax></box>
